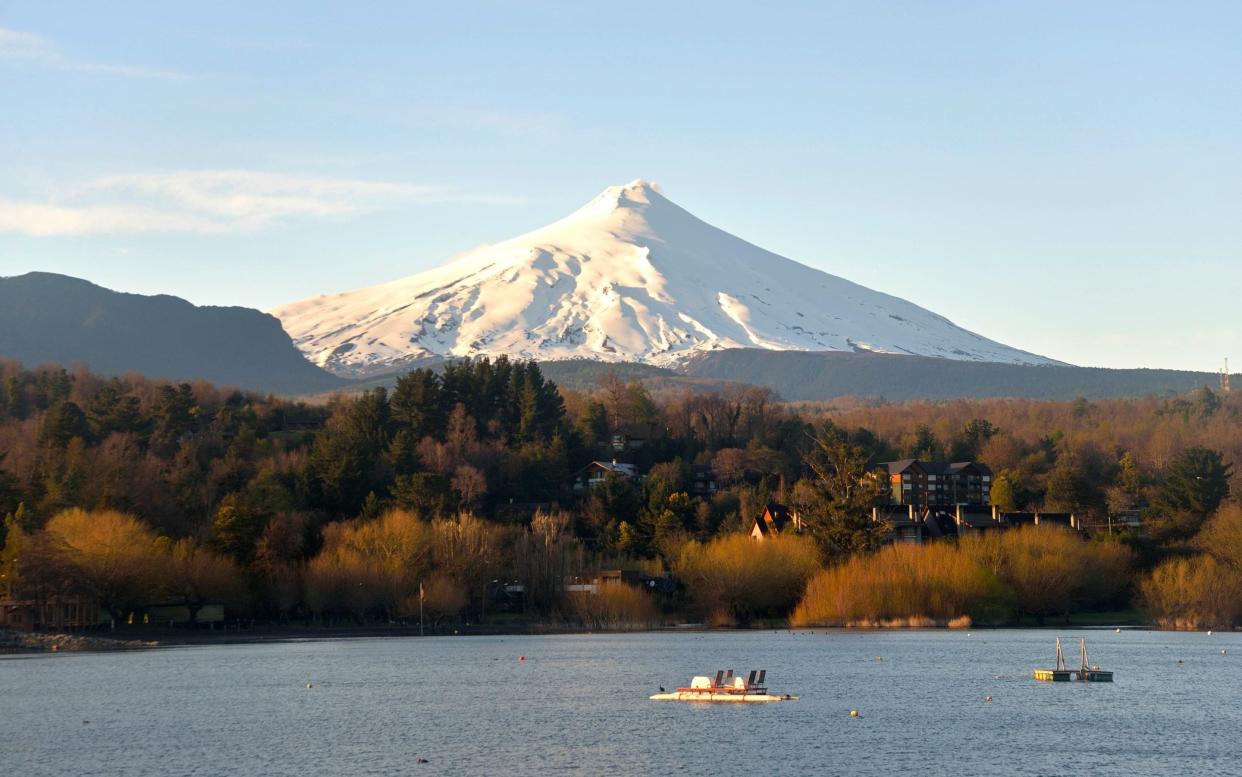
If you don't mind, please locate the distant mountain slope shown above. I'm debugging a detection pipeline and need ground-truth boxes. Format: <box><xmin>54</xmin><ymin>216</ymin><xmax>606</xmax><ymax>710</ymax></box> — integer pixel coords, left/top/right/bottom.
<box><xmin>333</xmin><ymin>353</ymin><xmax>1223</xmax><ymax>403</ymax></box>
<box><xmin>273</xmin><ymin>180</ymin><xmax>1058</xmax><ymax>377</ymax></box>
<box><xmin>679</xmin><ymin>350</ymin><xmax>1225</xmax><ymax>401</ymax></box>
<box><xmin>0</xmin><ymin>272</ymin><xmax>346</xmax><ymax>394</ymax></box>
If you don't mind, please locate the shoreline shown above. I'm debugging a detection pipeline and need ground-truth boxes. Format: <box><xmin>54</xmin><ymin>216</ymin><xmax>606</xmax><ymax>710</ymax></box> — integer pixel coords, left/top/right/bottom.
<box><xmin>3</xmin><ymin>616</ymin><xmax>1181</xmax><ymax>655</ymax></box>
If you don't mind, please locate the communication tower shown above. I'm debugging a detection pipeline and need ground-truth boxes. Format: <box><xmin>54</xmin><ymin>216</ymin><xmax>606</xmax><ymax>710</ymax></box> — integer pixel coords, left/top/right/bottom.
<box><xmin>1222</xmin><ymin>358</ymin><xmax>1232</xmax><ymax>394</ymax></box>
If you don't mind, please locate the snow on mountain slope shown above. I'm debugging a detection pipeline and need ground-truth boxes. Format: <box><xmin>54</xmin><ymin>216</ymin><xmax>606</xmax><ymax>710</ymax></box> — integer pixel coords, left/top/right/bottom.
<box><xmin>273</xmin><ymin>180</ymin><xmax>1058</xmax><ymax>377</ymax></box>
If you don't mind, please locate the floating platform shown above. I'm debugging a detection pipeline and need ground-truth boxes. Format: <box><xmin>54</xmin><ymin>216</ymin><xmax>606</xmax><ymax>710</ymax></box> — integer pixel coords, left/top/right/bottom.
<box><xmin>1034</xmin><ymin>638</ymin><xmax>1114</xmax><ymax>682</ymax></box>
<box><xmin>650</xmin><ymin>669</ymin><xmax>798</xmax><ymax>702</ymax></box>
<box><xmin>649</xmin><ymin>690</ymin><xmax>798</xmax><ymax>702</ymax></box>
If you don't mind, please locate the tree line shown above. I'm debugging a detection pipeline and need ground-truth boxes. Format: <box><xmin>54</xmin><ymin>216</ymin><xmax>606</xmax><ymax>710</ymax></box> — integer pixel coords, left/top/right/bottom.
<box><xmin>0</xmin><ymin>358</ymin><xmax>1238</xmax><ymax>629</ymax></box>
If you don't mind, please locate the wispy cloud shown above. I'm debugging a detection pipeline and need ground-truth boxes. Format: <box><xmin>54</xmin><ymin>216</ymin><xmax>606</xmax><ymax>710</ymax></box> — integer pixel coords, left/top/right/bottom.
<box><xmin>0</xmin><ymin>170</ymin><xmax>515</xmax><ymax>236</ymax></box>
<box><xmin>0</xmin><ymin>25</ymin><xmax>183</xmax><ymax>80</ymax></box>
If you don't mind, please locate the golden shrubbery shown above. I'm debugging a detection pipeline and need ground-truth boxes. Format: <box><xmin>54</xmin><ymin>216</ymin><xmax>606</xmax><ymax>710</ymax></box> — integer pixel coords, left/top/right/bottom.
<box><xmin>566</xmin><ymin>583</ymin><xmax>660</xmax><ymax>631</ymax></box>
<box><xmin>674</xmin><ymin>534</ymin><xmax>821</xmax><ymax>625</ymax></box>
<box><xmin>1141</xmin><ymin>505</ymin><xmax>1242</xmax><ymax>629</ymax></box>
<box><xmin>304</xmin><ymin>509</ymin><xmax>432</xmax><ymax>620</ymax></box>
<box><xmin>961</xmin><ymin>527</ymin><xmax>1132</xmax><ymax>618</ymax></box>
<box><xmin>409</xmin><ymin>575</ymin><xmax>468</xmax><ymax>623</ymax></box>
<box><xmin>792</xmin><ymin>526</ymin><xmax>1132</xmax><ymax>627</ymax></box>
<box><xmin>792</xmin><ymin>542</ymin><xmax>1002</xmax><ymax>626</ymax></box>
<box><xmin>1140</xmin><ymin>556</ymin><xmax>1242</xmax><ymax>630</ymax></box>
<box><xmin>303</xmin><ymin>509</ymin><xmax>509</xmax><ymax>622</ymax></box>
<box><xmin>2</xmin><ymin>508</ymin><xmax>242</xmax><ymax>622</ymax></box>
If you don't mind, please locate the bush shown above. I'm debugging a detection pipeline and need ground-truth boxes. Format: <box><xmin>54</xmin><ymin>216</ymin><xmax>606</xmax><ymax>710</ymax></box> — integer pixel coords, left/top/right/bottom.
<box><xmin>961</xmin><ymin>527</ymin><xmax>1132</xmax><ymax>620</ymax></box>
<box><xmin>566</xmin><ymin>584</ymin><xmax>660</xmax><ymax>630</ymax></box>
<box><xmin>305</xmin><ymin>509</ymin><xmax>431</xmax><ymax>621</ymax></box>
<box><xmin>405</xmin><ymin>574</ymin><xmax>467</xmax><ymax>626</ymax></box>
<box><xmin>792</xmin><ymin>543</ymin><xmax>1005</xmax><ymax>627</ymax></box>
<box><xmin>792</xmin><ymin>526</ymin><xmax>1133</xmax><ymax>626</ymax></box>
<box><xmin>1141</xmin><ymin>555</ymin><xmax>1242</xmax><ymax>629</ymax></box>
<box><xmin>675</xmin><ymin>534</ymin><xmax>821</xmax><ymax>624</ymax></box>
<box><xmin>1196</xmin><ymin>503</ymin><xmax>1242</xmax><ymax>569</ymax></box>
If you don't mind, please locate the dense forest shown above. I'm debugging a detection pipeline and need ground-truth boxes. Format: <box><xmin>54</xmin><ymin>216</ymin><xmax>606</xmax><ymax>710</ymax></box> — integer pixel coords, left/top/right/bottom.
<box><xmin>0</xmin><ymin>357</ymin><xmax>1239</xmax><ymax>630</ymax></box>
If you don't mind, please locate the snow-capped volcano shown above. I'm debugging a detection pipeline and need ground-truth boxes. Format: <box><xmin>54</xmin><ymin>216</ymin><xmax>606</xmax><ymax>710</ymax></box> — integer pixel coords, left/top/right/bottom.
<box><xmin>273</xmin><ymin>180</ymin><xmax>1057</xmax><ymax>377</ymax></box>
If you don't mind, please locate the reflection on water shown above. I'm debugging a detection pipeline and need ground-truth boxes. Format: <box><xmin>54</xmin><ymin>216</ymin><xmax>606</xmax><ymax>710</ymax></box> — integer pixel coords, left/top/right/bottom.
<box><xmin>1</xmin><ymin>629</ymin><xmax>1238</xmax><ymax>776</ymax></box>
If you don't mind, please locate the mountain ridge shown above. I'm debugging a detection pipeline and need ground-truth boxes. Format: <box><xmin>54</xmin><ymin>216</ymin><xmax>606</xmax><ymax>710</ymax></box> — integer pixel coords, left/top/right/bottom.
<box><xmin>0</xmin><ymin>272</ymin><xmax>346</xmax><ymax>394</ymax></box>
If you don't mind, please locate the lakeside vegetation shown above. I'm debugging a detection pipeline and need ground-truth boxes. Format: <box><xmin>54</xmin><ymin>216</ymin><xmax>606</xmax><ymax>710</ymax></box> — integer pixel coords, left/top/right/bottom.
<box><xmin>792</xmin><ymin>527</ymin><xmax>1132</xmax><ymax>627</ymax></box>
<box><xmin>0</xmin><ymin>357</ymin><xmax>1239</xmax><ymax>633</ymax></box>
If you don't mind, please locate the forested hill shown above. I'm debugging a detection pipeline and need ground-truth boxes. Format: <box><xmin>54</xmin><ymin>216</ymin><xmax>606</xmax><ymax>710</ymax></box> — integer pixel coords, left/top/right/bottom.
<box><xmin>679</xmin><ymin>350</ymin><xmax>1227</xmax><ymax>401</ymax></box>
<box><xmin>0</xmin><ymin>272</ymin><xmax>345</xmax><ymax>395</ymax></box>
<box><xmin>1</xmin><ymin>357</ymin><xmax>1239</xmax><ymax>629</ymax></box>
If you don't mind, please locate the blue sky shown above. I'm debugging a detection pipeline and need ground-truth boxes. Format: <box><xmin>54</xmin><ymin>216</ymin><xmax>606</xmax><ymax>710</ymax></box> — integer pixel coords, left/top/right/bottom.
<box><xmin>1</xmin><ymin>1</ymin><xmax>1238</xmax><ymax>371</ymax></box>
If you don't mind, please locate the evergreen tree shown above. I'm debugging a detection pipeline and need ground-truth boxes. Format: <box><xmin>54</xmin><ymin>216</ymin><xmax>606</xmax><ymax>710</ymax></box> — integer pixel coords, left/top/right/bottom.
<box><xmin>1191</xmin><ymin>386</ymin><xmax>1221</xmax><ymax>418</ymax></box>
<box><xmin>306</xmin><ymin>428</ymin><xmax>375</xmax><ymax>516</ymax></box>
<box><xmin>153</xmin><ymin>384</ymin><xmax>198</xmax><ymax>451</ymax></box>
<box><xmin>40</xmin><ymin>401</ymin><xmax>89</xmax><ymax>447</ymax></box>
<box><xmin>391</xmin><ymin>369</ymin><xmax>444</xmax><ymax>440</ymax></box>
<box><xmin>909</xmin><ymin>425</ymin><xmax>942</xmax><ymax>459</ymax></box>
<box><xmin>3</xmin><ymin>375</ymin><xmax>26</xmax><ymax>420</ymax></box>
<box><xmin>87</xmin><ymin>382</ymin><xmax>144</xmax><ymax>437</ymax></box>
<box><xmin>794</xmin><ymin>421</ymin><xmax>888</xmax><ymax>561</ymax></box>
<box><xmin>1044</xmin><ymin>454</ymin><xmax>1087</xmax><ymax>511</ymax></box>
<box><xmin>391</xmin><ymin>472</ymin><xmax>454</xmax><ymax>516</ymax></box>
<box><xmin>1152</xmin><ymin>447</ymin><xmax>1232</xmax><ymax>536</ymax></box>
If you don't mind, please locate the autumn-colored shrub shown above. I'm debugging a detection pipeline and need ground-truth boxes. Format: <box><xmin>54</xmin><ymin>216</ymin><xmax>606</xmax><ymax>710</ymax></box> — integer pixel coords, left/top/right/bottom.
<box><xmin>1196</xmin><ymin>503</ymin><xmax>1242</xmax><ymax>570</ymax></box>
<box><xmin>675</xmin><ymin>534</ymin><xmax>822</xmax><ymax>624</ymax></box>
<box><xmin>1141</xmin><ymin>555</ymin><xmax>1242</xmax><ymax>629</ymax></box>
<box><xmin>792</xmin><ymin>542</ymin><xmax>1004</xmax><ymax>626</ymax></box>
<box><xmin>408</xmin><ymin>574</ymin><xmax>468</xmax><ymax>624</ymax></box>
<box><xmin>793</xmin><ymin>526</ymin><xmax>1133</xmax><ymax>626</ymax></box>
<box><xmin>961</xmin><ymin>527</ymin><xmax>1132</xmax><ymax>619</ymax></box>
<box><xmin>566</xmin><ymin>583</ymin><xmax>660</xmax><ymax>630</ymax></box>
<box><xmin>305</xmin><ymin>509</ymin><xmax>431</xmax><ymax>620</ymax></box>
<box><xmin>429</xmin><ymin>512</ymin><xmax>508</xmax><ymax>612</ymax></box>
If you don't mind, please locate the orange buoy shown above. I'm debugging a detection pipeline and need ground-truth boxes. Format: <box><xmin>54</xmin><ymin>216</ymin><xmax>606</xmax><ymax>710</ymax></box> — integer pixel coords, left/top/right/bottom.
<box><xmin>519</xmin><ymin>656</ymin><xmax>525</xmax><ymax>661</ymax></box>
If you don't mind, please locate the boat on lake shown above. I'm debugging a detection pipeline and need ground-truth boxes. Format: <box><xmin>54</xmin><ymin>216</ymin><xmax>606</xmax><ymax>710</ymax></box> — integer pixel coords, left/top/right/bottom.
<box><xmin>649</xmin><ymin>669</ymin><xmax>797</xmax><ymax>702</ymax></box>
<box><xmin>1033</xmin><ymin>638</ymin><xmax>1113</xmax><ymax>682</ymax></box>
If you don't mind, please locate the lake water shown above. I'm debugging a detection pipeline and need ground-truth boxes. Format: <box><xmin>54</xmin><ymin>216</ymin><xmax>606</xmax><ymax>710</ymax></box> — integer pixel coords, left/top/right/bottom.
<box><xmin>1</xmin><ymin>629</ymin><xmax>1239</xmax><ymax>776</ymax></box>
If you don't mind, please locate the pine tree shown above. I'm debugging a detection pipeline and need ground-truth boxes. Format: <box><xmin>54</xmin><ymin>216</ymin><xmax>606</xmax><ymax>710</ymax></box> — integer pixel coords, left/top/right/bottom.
<box><xmin>40</xmin><ymin>401</ymin><xmax>90</xmax><ymax>448</ymax></box>
<box><xmin>1155</xmin><ymin>448</ymin><xmax>1232</xmax><ymax>520</ymax></box>
<box><xmin>795</xmin><ymin>422</ymin><xmax>888</xmax><ymax>561</ymax></box>
<box><xmin>391</xmin><ymin>369</ymin><xmax>444</xmax><ymax>439</ymax></box>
